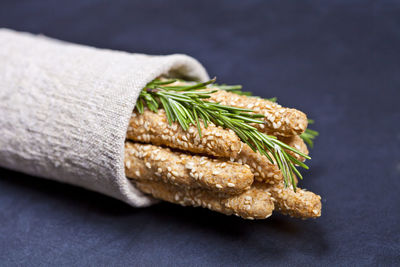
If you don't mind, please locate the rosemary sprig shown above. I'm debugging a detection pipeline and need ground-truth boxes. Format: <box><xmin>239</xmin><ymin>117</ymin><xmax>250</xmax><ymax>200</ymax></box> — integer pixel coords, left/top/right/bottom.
<box><xmin>220</xmin><ymin>87</ymin><xmax>319</xmax><ymax>148</ymax></box>
<box><xmin>300</xmin><ymin>119</ymin><xmax>319</xmax><ymax>148</ymax></box>
<box><xmin>136</xmin><ymin>78</ymin><xmax>311</xmax><ymax>191</ymax></box>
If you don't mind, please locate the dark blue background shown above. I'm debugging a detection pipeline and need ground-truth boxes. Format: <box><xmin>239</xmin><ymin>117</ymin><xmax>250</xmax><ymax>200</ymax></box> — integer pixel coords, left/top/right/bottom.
<box><xmin>1</xmin><ymin>1</ymin><xmax>399</xmax><ymax>266</ymax></box>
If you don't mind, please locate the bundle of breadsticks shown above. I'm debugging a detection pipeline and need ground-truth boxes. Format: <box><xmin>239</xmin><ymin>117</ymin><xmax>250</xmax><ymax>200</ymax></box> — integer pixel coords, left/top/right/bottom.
<box><xmin>124</xmin><ymin>78</ymin><xmax>321</xmax><ymax>220</ymax></box>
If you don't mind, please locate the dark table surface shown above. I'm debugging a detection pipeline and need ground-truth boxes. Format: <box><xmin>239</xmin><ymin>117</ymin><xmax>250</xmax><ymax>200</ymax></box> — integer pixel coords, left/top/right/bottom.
<box><xmin>1</xmin><ymin>1</ymin><xmax>399</xmax><ymax>266</ymax></box>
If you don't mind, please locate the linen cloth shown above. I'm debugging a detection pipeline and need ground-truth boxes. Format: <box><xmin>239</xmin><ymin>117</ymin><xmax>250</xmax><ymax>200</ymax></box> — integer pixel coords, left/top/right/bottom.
<box><xmin>0</xmin><ymin>29</ymin><xmax>209</xmax><ymax>207</ymax></box>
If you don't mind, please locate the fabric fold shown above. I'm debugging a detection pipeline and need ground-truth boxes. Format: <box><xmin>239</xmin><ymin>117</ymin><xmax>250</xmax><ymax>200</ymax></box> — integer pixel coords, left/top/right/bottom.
<box><xmin>0</xmin><ymin>28</ymin><xmax>209</xmax><ymax>207</ymax></box>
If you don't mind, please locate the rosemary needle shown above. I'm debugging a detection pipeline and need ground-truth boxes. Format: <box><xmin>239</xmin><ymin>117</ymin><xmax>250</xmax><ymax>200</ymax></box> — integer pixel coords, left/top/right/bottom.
<box><xmin>220</xmin><ymin>87</ymin><xmax>319</xmax><ymax>148</ymax></box>
<box><xmin>300</xmin><ymin>120</ymin><xmax>319</xmax><ymax>148</ymax></box>
<box><xmin>136</xmin><ymin>78</ymin><xmax>311</xmax><ymax>191</ymax></box>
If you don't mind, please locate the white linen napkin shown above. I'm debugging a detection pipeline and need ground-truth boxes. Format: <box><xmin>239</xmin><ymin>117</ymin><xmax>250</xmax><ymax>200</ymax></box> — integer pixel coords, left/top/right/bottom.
<box><xmin>0</xmin><ymin>29</ymin><xmax>209</xmax><ymax>207</ymax></box>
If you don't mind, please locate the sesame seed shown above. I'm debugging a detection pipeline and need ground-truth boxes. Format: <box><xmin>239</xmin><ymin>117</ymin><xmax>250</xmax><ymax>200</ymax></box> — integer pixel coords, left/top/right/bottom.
<box><xmin>227</xmin><ymin>183</ymin><xmax>235</xmax><ymax>187</ymax></box>
<box><xmin>135</xmin><ymin>170</ymin><xmax>140</xmax><ymax>176</ymax></box>
<box><xmin>216</xmin><ymin>184</ymin><xmax>223</xmax><ymax>189</ymax></box>
<box><xmin>145</xmin><ymin>162</ymin><xmax>151</xmax><ymax>169</ymax></box>
<box><xmin>185</xmin><ymin>162</ymin><xmax>194</xmax><ymax>169</ymax></box>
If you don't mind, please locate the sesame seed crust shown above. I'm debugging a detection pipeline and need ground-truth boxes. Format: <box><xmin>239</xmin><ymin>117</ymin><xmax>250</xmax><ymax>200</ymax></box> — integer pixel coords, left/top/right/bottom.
<box><xmin>125</xmin><ymin>142</ymin><xmax>253</xmax><ymax>194</ymax></box>
<box><xmin>125</xmin><ymin>78</ymin><xmax>321</xmax><ymax>220</ymax></box>
<box><xmin>127</xmin><ymin>109</ymin><xmax>242</xmax><ymax>158</ymax></box>
<box><xmin>256</xmin><ymin>182</ymin><xmax>321</xmax><ymax>219</ymax></box>
<box><xmin>236</xmin><ymin>144</ymin><xmax>283</xmax><ymax>184</ymax></box>
<box><xmin>208</xmin><ymin>89</ymin><xmax>308</xmax><ymax>137</ymax></box>
<box><xmin>134</xmin><ymin>179</ymin><xmax>274</xmax><ymax>220</ymax></box>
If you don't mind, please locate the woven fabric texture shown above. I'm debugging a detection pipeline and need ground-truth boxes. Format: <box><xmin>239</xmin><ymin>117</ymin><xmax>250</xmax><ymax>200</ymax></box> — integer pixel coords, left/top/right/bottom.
<box><xmin>0</xmin><ymin>29</ymin><xmax>209</xmax><ymax>207</ymax></box>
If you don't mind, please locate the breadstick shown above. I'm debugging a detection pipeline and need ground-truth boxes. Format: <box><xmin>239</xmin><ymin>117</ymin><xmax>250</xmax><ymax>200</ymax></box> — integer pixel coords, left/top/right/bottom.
<box><xmin>127</xmin><ymin>109</ymin><xmax>299</xmax><ymax>185</ymax></box>
<box><xmin>134</xmin><ymin>180</ymin><xmax>275</xmax><ymax>220</ymax></box>
<box><xmin>127</xmin><ymin>109</ymin><xmax>242</xmax><ymax>158</ymax></box>
<box><xmin>279</xmin><ymin>135</ymin><xmax>309</xmax><ymax>162</ymax></box>
<box><xmin>209</xmin><ymin>89</ymin><xmax>308</xmax><ymax>137</ymax></box>
<box><xmin>127</xmin><ymin>110</ymin><xmax>296</xmax><ymax>186</ymax></box>
<box><xmin>125</xmin><ymin>142</ymin><xmax>253</xmax><ymax>194</ymax></box>
<box><xmin>157</xmin><ymin>78</ymin><xmax>307</xmax><ymax>136</ymax></box>
<box><xmin>256</xmin><ymin>182</ymin><xmax>321</xmax><ymax>219</ymax></box>
<box><xmin>236</xmin><ymin>144</ymin><xmax>283</xmax><ymax>184</ymax></box>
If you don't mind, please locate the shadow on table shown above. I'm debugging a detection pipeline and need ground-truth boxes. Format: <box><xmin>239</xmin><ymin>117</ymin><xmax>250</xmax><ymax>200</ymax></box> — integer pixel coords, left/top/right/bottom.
<box><xmin>0</xmin><ymin>167</ymin><xmax>329</xmax><ymax>259</ymax></box>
